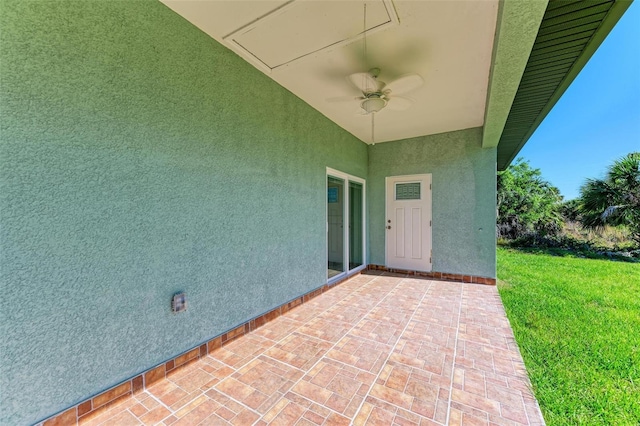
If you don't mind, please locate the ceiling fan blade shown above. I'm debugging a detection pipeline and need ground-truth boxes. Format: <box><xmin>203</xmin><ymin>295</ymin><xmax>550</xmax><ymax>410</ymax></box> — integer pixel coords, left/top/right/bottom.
<box><xmin>386</xmin><ymin>96</ymin><xmax>414</xmax><ymax>111</ymax></box>
<box><xmin>326</xmin><ymin>95</ymin><xmax>363</xmax><ymax>103</ymax></box>
<box><xmin>348</xmin><ymin>72</ymin><xmax>380</xmax><ymax>94</ymax></box>
<box><xmin>383</xmin><ymin>74</ymin><xmax>424</xmax><ymax>96</ymax></box>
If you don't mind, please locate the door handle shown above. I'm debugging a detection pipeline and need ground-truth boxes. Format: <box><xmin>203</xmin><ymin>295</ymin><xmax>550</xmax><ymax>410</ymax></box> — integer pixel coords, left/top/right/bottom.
<box><xmin>386</xmin><ymin>226</ymin><xmax>391</xmax><ymax>230</ymax></box>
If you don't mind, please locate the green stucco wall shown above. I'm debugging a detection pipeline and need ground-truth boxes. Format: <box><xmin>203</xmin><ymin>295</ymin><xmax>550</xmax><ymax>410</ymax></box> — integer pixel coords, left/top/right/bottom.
<box><xmin>368</xmin><ymin>128</ymin><xmax>497</xmax><ymax>278</ymax></box>
<box><xmin>0</xmin><ymin>1</ymin><xmax>367</xmax><ymax>424</ymax></box>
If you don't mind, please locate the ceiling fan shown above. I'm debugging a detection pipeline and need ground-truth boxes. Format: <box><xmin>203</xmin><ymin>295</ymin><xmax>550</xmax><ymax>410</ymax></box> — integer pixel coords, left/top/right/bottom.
<box><xmin>327</xmin><ymin>2</ymin><xmax>425</xmax><ymax>143</ymax></box>
<box><xmin>347</xmin><ymin>67</ymin><xmax>424</xmax><ymax>115</ymax></box>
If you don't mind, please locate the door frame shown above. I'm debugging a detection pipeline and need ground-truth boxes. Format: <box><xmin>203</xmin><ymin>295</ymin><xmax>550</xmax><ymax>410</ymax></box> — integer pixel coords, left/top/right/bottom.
<box><xmin>385</xmin><ymin>174</ymin><xmax>432</xmax><ymax>272</ymax></box>
<box><xmin>326</xmin><ymin>168</ymin><xmax>366</xmax><ymax>284</ymax></box>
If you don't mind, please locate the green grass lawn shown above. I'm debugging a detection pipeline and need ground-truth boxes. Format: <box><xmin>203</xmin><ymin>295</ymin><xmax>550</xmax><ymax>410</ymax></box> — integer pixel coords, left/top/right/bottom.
<box><xmin>497</xmin><ymin>247</ymin><xmax>640</xmax><ymax>425</ymax></box>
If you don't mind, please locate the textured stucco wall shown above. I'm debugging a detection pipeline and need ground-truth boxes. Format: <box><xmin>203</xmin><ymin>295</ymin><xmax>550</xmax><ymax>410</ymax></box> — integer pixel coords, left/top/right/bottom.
<box><xmin>0</xmin><ymin>1</ymin><xmax>367</xmax><ymax>424</ymax></box>
<box><xmin>368</xmin><ymin>128</ymin><xmax>496</xmax><ymax>278</ymax></box>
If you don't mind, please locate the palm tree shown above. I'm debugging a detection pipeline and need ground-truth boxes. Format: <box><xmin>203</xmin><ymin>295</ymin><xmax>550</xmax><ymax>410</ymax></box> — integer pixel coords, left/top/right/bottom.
<box><xmin>579</xmin><ymin>152</ymin><xmax>640</xmax><ymax>244</ymax></box>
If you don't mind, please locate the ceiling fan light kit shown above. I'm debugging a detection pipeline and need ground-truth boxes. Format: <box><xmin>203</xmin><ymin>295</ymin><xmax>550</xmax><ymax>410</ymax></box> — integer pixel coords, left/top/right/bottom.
<box><xmin>348</xmin><ymin>69</ymin><xmax>423</xmax><ymax>115</ymax></box>
<box><xmin>361</xmin><ymin>95</ymin><xmax>387</xmax><ymax>114</ymax></box>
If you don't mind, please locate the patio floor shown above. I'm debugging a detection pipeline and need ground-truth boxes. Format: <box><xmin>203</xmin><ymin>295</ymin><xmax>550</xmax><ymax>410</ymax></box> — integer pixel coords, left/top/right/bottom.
<box><xmin>81</xmin><ymin>272</ymin><xmax>545</xmax><ymax>425</ymax></box>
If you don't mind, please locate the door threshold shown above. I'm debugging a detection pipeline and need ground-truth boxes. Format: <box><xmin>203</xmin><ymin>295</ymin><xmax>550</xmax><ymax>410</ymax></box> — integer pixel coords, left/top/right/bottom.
<box><xmin>327</xmin><ymin>265</ymin><xmax>366</xmax><ymax>285</ymax></box>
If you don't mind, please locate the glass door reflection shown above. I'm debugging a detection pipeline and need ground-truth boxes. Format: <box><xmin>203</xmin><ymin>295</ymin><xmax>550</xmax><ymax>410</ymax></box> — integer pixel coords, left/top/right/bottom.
<box><xmin>349</xmin><ymin>181</ymin><xmax>363</xmax><ymax>270</ymax></box>
<box><xmin>327</xmin><ymin>176</ymin><xmax>345</xmax><ymax>279</ymax></box>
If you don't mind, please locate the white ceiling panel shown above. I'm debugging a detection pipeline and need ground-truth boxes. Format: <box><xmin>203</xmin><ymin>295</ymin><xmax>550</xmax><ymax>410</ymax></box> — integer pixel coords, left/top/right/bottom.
<box><xmin>225</xmin><ymin>0</ymin><xmax>397</xmax><ymax>71</ymax></box>
<box><xmin>161</xmin><ymin>0</ymin><xmax>499</xmax><ymax>144</ymax></box>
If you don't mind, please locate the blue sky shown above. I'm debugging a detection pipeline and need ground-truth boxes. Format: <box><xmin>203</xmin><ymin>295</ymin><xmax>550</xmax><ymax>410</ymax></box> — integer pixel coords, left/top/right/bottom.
<box><xmin>518</xmin><ymin>1</ymin><xmax>640</xmax><ymax>200</ymax></box>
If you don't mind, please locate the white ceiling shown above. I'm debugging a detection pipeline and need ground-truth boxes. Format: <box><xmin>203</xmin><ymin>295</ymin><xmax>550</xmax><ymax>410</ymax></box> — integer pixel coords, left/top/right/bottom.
<box><xmin>161</xmin><ymin>0</ymin><xmax>499</xmax><ymax>144</ymax></box>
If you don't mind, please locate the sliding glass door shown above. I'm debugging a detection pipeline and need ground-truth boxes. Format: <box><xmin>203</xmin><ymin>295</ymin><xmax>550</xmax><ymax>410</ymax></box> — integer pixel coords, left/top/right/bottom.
<box><xmin>327</xmin><ymin>169</ymin><xmax>366</xmax><ymax>282</ymax></box>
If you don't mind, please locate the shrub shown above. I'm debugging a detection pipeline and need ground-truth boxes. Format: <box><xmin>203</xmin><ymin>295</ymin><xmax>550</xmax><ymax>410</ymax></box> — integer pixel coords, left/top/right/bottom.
<box><xmin>497</xmin><ymin>159</ymin><xmax>563</xmax><ymax>239</ymax></box>
<box><xmin>579</xmin><ymin>152</ymin><xmax>640</xmax><ymax>245</ymax></box>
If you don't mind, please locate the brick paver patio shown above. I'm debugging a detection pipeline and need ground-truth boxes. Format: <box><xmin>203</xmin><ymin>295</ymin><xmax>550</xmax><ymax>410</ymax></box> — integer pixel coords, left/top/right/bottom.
<box><xmin>79</xmin><ymin>272</ymin><xmax>545</xmax><ymax>425</ymax></box>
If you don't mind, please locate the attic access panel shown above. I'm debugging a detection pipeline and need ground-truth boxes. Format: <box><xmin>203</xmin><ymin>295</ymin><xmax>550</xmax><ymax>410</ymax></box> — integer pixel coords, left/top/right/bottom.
<box><xmin>223</xmin><ymin>0</ymin><xmax>399</xmax><ymax>72</ymax></box>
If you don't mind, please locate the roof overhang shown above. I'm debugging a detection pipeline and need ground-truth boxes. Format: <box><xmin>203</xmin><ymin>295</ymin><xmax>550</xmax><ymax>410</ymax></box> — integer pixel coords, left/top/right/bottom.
<box><xmin>482</xmin><ymin>0</ymin><xmax>549</xmax><ymax>149</ymax></box>
<box><xmin>493</xmin><ymin>0</ymin><xmax>633</xmax><ymax>170</ymax></box>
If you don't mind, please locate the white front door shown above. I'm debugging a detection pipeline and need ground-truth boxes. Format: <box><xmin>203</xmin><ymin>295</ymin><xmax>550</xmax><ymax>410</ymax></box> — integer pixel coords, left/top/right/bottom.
<box><xmin>385</xmin><ymin>174</ymin><xmax>432</xmax><ymax>272</ymax></box>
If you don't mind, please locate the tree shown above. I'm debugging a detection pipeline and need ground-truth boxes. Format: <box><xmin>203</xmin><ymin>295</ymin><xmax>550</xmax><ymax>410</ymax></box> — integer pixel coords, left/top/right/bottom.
<box><xmin>560</xmin><ymin>198</ymin><xmax>581</xmax><ymax>223</ymax></box>
<box><xmin>579</xmin><ymin>152</ymin><xmax>640</xmax><ymax>244</ymax></box>
<box><xmin>560</xmin><ymin>198</ymin><xmax>581</xmax><ymax>231</ymax></box>
<box><xmin>497</xmin><ymin>158</ymin><xmax>563</xmax><ymax>239</ymax></box>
